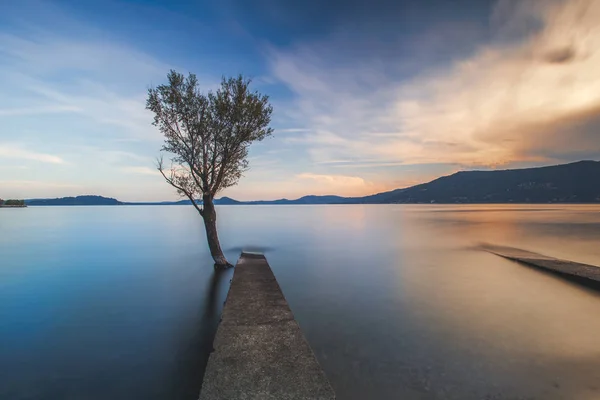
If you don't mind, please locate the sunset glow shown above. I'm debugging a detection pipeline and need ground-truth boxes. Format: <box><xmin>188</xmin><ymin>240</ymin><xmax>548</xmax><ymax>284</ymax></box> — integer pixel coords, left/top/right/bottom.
<box><xmin>1</xmin><ymin>0</ymin><xmax>598</xmax><ymax>201</ymax></box>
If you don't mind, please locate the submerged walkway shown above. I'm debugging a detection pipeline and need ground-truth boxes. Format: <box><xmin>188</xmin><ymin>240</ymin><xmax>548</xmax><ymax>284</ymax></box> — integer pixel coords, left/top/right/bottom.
<box><xmin>199</xmin><ymin>253</ymin><xmax>335</xmax><ymax>400</ymax></box>
<box><xmin>481</xmin><ymin>244</ymin><xmax>600</xmax><ymax>284</ymax></box>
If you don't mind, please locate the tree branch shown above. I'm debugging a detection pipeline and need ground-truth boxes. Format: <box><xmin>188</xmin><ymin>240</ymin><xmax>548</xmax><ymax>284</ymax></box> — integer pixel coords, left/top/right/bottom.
<box><xmin>157</xmin><ymin>157</ymin><xmax>204</xmax><ymax>216</ymax></box>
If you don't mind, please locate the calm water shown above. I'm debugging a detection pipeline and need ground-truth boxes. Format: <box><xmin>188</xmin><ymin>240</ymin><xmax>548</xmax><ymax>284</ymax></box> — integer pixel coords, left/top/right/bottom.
<box><xmin>2</xmin><ymin>205</ymin><xmax>600</xmax><ymax>400</ymax></box>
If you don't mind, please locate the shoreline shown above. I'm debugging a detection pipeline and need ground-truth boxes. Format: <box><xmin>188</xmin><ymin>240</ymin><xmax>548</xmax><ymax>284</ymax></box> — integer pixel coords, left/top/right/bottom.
<box><xmin>21</xmin><ymin>202</ymin><xmax>600</xmax><ymax>207</ymax></box>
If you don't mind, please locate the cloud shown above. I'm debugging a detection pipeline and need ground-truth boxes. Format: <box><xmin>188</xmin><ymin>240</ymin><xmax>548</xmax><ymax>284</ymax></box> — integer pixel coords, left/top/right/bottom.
<box><xmin>0</xmin><ymin>180</ymin><xmax>80</xmax><ymax>188</ymax></box>
<box><xmin>296</xmin><ymin>172</ymin><xmax>366</xmax><ymax>186</ymax></box>
<box><xmin>292</xmin><ymin>172</ymin><xmax>389</xmax><ymax>196</ymax></box>
<box><xmin>276</xmin><ymin>128</ymin><xmax>311</xmax><ymax>133</ymax></box>
<box><xmin>64</xmin><ymin>147</ymin><xmax>152</xmax><ymax>165</ymax></box>
<box><xmin>269</xmin><ymin>0</ymin><xmax>600</xmax><ymax>168</ymax></box>
<box><xmin>0</xmin><ymin>27</ymin><xmax>167</xmax><ymax>85</ymax></box>
<box><xmin>0</xmin><ymin>1</ymin><xmax>243</xmax><ymax>202</ymax></box>
<box><xmin>0</xmin><ymin>27</ymin><xmax>169</xmax><ymax>141</ymax></box>
<box><xmin>0</xmin><ymin>179</ymin><xmax>84</xmax><ymax>200</ymax></box>
<box><xmin>0</xmin><ymin>105</ymin><xmax>81</xmax><ymax>116</ymax></box>
<box><xmin>0</xmin><ymin>165</ymin><xmax>28</xmax><ymax>170</ymax></box>
<box><xmin>121</xmin><ymin>166</ymin><xmax>159</xmax><ymax>176</ymax></box>
<box><xmin>0</xmin><ymin>144</ymin><xmax>65</xmax><ymax>164</ymax></box>
<box><xmin>316</xmin><ymin>160</ymin><xmax>408</xmax><ymax>168</ymax></box>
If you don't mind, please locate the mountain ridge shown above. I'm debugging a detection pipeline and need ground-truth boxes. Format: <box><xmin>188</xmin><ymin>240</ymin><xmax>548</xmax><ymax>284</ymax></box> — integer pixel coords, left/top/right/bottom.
<box><xmin>22</xmin><ymin>160</ymin><xmax>600</xmax><ymax>205</ymax></box>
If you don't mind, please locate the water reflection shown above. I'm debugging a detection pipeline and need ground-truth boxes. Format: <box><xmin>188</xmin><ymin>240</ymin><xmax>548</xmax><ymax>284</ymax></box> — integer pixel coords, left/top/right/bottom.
<box><xmin>2</xmin><ymin>205</ymin><xmax>600</xmax><ymax>399</ymax></box>
<box><xmin>258</xmin><ymin>205</ymin><xmax>600</xmax><ymax>400</ymax></box>
<box><xmin>171</xmin><ymin>268</ymin><xmax>233</xmax><ymax>398</ymax></box>
<box><xmin>398</xmin><ymin>245</ymin><xmax>600</xmax><ymax>399</ymax></box>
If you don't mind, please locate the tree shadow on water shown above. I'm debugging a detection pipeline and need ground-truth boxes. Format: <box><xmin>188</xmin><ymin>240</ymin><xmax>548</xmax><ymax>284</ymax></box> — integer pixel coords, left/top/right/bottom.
<box><xmin>172</xmin><ymin>266</ymin><xmax>234</xmax><ymax>399</ymax></box>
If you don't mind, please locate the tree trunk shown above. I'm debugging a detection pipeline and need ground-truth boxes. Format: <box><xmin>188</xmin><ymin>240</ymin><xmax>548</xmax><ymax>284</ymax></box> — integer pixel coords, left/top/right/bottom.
<box><xmin>202</xmin><ymin>194</ymin><xmax>231</xmax><ymax>269</ymax></box>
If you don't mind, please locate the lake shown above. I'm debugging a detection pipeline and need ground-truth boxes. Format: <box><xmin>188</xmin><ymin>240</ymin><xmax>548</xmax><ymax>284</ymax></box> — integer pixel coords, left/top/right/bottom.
<box><xmin>2</xmin><ymin>204</ymin><xmax>600</xmax><ymax>400</ymax></box>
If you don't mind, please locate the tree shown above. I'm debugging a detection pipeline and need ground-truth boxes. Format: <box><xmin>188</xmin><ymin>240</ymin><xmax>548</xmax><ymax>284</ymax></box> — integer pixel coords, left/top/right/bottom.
<box><xmin>4</xmin><ymin>199</ymin><xmax>25</xmax><ymax>206</ymax></box>
<box><xmin>147</xmin><ymin>70</ymin><xmax>273</xmax><ymax>269</ymax></box>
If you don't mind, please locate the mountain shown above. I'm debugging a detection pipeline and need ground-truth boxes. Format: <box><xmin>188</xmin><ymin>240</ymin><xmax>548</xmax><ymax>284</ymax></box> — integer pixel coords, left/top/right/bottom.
<box><xmin>26</xmin><ymin>195</ymin><xmax>123</xmax><ymax>206</ymax></box>
<box><xmin>236</xmin><ymin>161</ymin><xmax>600</xmax><ymax>204</ymax></box>
<box><xmin>25</xmin><ymin>196</ymin><xmax>242</xmax><ymax>206</ymax></box>
<box><xmin>126</xmin><ymin>197</ymin><xmax>242</xmax><ymax>206</ymax></box>
<box><xmin>244</xmin><ymin>195</ymin><xmax>350</xmax><ymax>205</ymax></box>
<box><xmin>367</xmin><ymin>160</ymin><xmax>600</xmax><ymax>204</ymax></box>
<box><xmin>23</xmin><ymin>160</ymin><xmax>600</xmax><ymax>205</ymax></box>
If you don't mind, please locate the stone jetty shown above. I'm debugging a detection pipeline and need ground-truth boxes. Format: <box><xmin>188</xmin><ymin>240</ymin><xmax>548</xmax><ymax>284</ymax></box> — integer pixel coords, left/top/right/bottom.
<box><xmin>199</xmin><ymin>252</ymin><xmax>335</xmax><ymax>400</ymax></box>
<box><xmin>482</xmin><ymin>244</ymin><xmax>600</xmax><ymax>284</ymax></box>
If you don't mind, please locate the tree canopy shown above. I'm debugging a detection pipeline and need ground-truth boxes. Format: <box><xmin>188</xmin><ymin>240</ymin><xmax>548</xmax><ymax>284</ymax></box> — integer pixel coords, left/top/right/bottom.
<box><xmin>147</xmin><ymin>70</ymin><xmax>273</xmax><ymax>215</ymax></box>
<box><xmin>146</xmin><ymin>70</ymin><xmax>274</xmax><ymax>268</ymax></box>
<box><xmin>2</xmin><ymin>199</ymin><xmax>25</xmax><ymax>206</ymax></box>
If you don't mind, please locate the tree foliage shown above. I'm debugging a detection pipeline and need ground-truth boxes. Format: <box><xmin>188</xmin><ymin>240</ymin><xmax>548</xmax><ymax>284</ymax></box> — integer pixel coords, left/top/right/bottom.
<box><xmin>146</xmin><ymin>70</ymin><xmax>273</xmax><ymax>214</ymax></box>
<box><xmin>3</xmin><ymin>199</ymin><xmax>25</xmax><ymax>206</ymax></box>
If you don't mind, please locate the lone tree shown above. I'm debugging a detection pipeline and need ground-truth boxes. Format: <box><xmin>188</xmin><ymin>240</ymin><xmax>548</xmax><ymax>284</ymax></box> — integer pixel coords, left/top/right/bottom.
<box><xmin>147</xmin><ymin>70</ymin><xmax>273</xmax><ymax>269</ymax></box>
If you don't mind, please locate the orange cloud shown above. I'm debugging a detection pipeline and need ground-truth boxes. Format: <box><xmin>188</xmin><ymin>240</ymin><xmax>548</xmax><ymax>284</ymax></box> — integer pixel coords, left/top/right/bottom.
<box><xmin>393</xmin><ymin>0</ymin><xmax>600</xmax><ymax>165</ymax></box>
<box><xmin>270</xmin><ymin>0</ymin><xmax>600</xmax><ymax>168</ymax></box>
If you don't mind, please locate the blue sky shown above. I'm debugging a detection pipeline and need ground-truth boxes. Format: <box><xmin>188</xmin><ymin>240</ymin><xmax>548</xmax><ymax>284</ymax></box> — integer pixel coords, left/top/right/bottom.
<box><xmin>1</xmin><ymin>0</ymin><xmax>599</xmax><ymax>201</ymax></box>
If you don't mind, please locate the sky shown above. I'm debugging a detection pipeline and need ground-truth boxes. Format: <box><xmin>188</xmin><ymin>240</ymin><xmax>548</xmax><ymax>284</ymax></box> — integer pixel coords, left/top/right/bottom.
<box><xmin>1</xmin><ymin>0</ymin><xmax>599</xmax><ymax>201</ymax></box>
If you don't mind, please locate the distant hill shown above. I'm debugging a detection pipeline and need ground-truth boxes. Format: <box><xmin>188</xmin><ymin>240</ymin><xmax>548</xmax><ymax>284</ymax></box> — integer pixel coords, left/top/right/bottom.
<box><xmin>366</xmin><ymin>160</ymin><xmax>600</xmax><ymax>204</ymax></box>
<box><xmin>230</xmin><ymin>160</ymin><xmax>600</xmax><ymax>204</ymax></box>
<box><xmin>26</xmin><ymin>195</ymin><xmax>123</xmax><ymax>206</ymax></box>
<box><xmin>24</xmin><ymin>161</ymin><xmax>600</xmax><ymax>205</ymax></box>
<box><xmin>126</xmin><ymin>197</ymin><xmax>242</xmax><ymax>206</ymax></box>
<box><xmin>26</xmin><ymin>196</ymin><xmax>242</xmax><ymax>206</ymax></box>
<box><xmin>244</xmin><ymin>195</ymin><xmax>350</xmax><ymax>205</ymax></box>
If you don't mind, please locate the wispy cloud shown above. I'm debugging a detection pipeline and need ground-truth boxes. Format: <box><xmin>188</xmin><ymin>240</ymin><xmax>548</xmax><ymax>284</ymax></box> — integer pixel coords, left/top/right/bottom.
<box><xmin>0</xmin><ymin>180</ymin><xmax>81</xmax><ymax>188</ymax></box>
<box><xmin>316</xmin><ymin>160</ymin><xmax>408</xmax><ymax>168</ymax></box>
<box><xmin>276</xmin><ymin>128</ymin><xmax>311</xmax><ymax>133</ymax></box>
<box><xmin>121</xmin><ymin>166</ymin><xmax>159</xmax><ymax>176</ymax></box>
<box><xmin>269</xmin><ymin>0</ymin><xmax>600</xmax><ymax>168</ymax></box>
<box><xmin>296</xmin><ymin>172</ymin><xmax>366</xmax><ymax>186</ymax></box>
<box><xmin>6</xmin><ymin>0</ymin><xmax>597</xmax><ymax>202</ymax></box>
<box><xmin>0</xmin><ymin>27</ymin><xmax>169</xmax><ymax>141</ymax></box>
<box><xmin>0</xmin><ymin>105</ymin><xmax>81</xmax><ymax>116</ymax></box>
<box><xmin>64</xmin><ymin>147</ymin><xmax>152</xmax><ymax>165</ymax></box>
<box><xmin>293</xmin><ymin>172</ymin><xmax>388</xmax><ymax>196</ymax></box>
<box><xmin>0</xmin><ymin>179</ymin><xmax>84</xmax><ymax>199</ymax></box>
<box><xmin>0</xmin><ymin>165</ymin><xmax>28</xmax><ymax>170</ymax></box>
<box><xmin>0</xmin><ymin>144</ymin><xmax>65</xmax><ymax>164</ymax></box>
<box><xmin>0</xmin><ymin>28</ymin><xmax>167</xmax><ymax>84</ymax></box>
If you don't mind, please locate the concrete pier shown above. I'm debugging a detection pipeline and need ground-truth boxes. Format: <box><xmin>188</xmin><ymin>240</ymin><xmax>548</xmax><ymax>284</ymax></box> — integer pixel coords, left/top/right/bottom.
<box><xmin>481</xmin><ymin>244</ymin><xmax>600</xmax><ymax>284</ymax></box>
<box><xmin>199</xmin><ymin>253</ymin><xmax>335</xmax><ymax>400</ymax></box>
